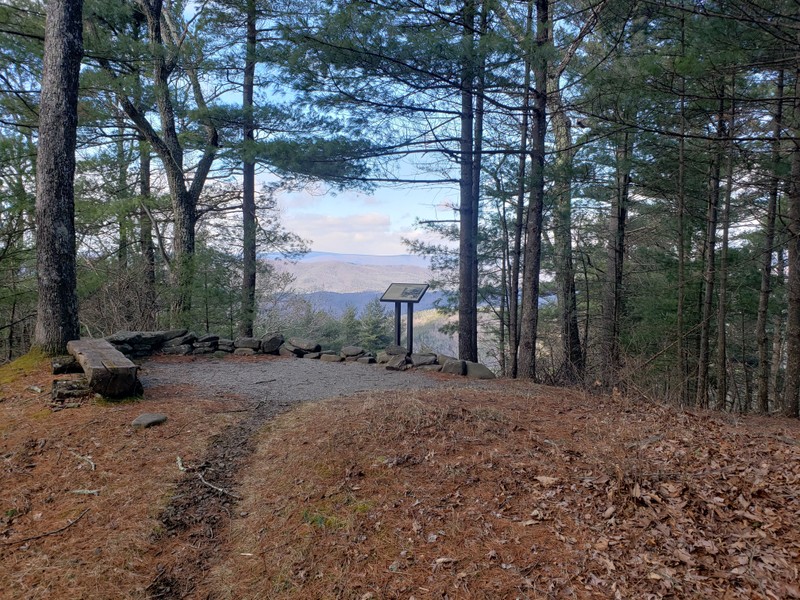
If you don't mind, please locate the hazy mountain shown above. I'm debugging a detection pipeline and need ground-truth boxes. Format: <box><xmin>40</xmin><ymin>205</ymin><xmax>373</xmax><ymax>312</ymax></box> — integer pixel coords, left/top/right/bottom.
<box><xmin>268</xmin><ymin>252</ymin><xmax>432</xmax><ymax>293</ymax></box>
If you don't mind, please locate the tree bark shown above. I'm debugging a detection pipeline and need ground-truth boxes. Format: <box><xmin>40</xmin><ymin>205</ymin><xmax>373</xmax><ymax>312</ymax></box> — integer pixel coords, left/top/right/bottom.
<box><xmin>458</xmin><ymin>0</ymin><xmax>478</xmax><ymax>362</ymax></box>
<box><xmin>517</xmin><ymin>0</ymin><xmax>548</xmax><ymax>380</ymax></box>
<box><xmin>756</xmin><ymin>69</ymin><xmax>784</xmax><ymax>413</ymax></box>
<box><xmin>34</xmin><ymin>0</ymin><xmax>83</xmax><ymax>355</ymax></box>
<box><xmin>602</xmin><ymin>130</ymin><xmax>631</xmax><ymax>388</ymax></box>
<box><xmin>549</xmin><ymin>94</ymin><xmax>583</xmax><ymax>382</ymax></box>
<box><xmin>240</xmin><ymin>0</ymin><xmax>257</xmax><ymax>337</ymax></box>
<box><xmin>783</xmin><ymin>68</ymin><xmax>800</xmax><ymax>418</ymax></box>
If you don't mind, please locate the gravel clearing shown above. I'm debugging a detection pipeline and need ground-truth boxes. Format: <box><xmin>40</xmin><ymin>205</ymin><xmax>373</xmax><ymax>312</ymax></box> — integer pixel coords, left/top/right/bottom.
<box><xmin>138</xmin><ymin>354</ymin><xmax>488</xmax><ymax>408</ymax></box>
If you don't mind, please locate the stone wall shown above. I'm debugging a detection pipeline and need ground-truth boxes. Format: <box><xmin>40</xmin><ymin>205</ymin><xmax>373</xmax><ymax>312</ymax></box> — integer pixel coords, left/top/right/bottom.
<box><xmin>103</xmin><ymin>330</ymin><xmax>495</xmax><ymax>379</ymax></box>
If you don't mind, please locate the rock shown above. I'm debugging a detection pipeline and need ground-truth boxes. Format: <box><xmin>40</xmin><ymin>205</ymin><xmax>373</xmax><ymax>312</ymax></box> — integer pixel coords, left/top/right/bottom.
<box><xmin>51</xmin><ymin>379</ymin><xmax>92</xmax><ymax>401</ymax></box>
<box><xmin>376</xmin><ymin>351</ymin><xmax>391</xmax><ymax>364</ymax></box>
<box><xmin>192</xmin><ymin>347</ymin><xmax>214</xmax><ymax>355</ymax></box>
<box><xmin>304</xmin><ymin>352</ymin><xmax>321</xmax><ymax>359</ymax></box>
<box><xmin>160</xmin><ymin>329</ymin><xmax>189</xmax><ymax>342</ymax></box>
<box><xmin>410</xmin><ymin>353</ymin><xmax>438</xmax><ymax>367</ymax></box>
<box><xmin>234</xmin><ymin>348</ymin><xmax>256</xmax><ymax>356</ymax></box>
<box><xmin>161</xmin><ymin>344</ymin><xmax>193</xmax><ymax>356</ymax></box>
<box><xmin>164</xmin><ymin>333</ymin><xmax>197</xmax><ymax>348</ymax></box>
<box><xmin>418</xmin><ymin>364</ymin><xmax>443</xmax><ymax>372</ymax></box>
<box><xmin>357</xmin><ymin>356</ymin><xmax>376</xmax><ymax>364</ymax></box>
<box><xmin>441</xmin><ymin>359</ymin><xmax>467</xmax><ymax>376</ymax></box>
<box><xmin>385</xmin><ymin>344</ymin><xmax>408</xmax><ymax>356</ymax></box>
<box><xmin>320</xmin><ymin>354</ymin><xmax>344</xmax><ymax>362</ymax></box>
<box><xmin>281</xmin><ymin>341</ymin><xmax>304</xmax><ymax>356</ymax></box>
<box><xmin>465</xmin><ymin>361</ymin><xmax>496</xmax><ymax>379</ymax></box>
<box><xmin>287</xmin><ymin>337</ymin><xmax>321</xmax><ymax>353</ymax></box>
<box><xmin>386</xmin><ymin>354</ymin><xmax>409</xmax><ymax>371</ymax></box>
<box><xmin>193</xmin><ymin>341</ymin><xmax>218</xmax><ymax>349</ymax></box>
<box><xmin>437</xmin><ymin>353</ymin><xmax>458</xmax><ymax>366</ymax></box>
<box><xmin>260</xmin><ymin>333</ymin><xmax>284</xmax><ymax>354</ymax></box>
<box><xmin>234</xmin><ymin>337</ymin><xmax>262</xmax><ymax>350</ymax></box>
<box><xmin>279</xmin><ymin>345</ymin><xmax>296</xmax><ymax>358</ymax></box>
<box><xmin>52</xmin><ymin>355</ymin><xmax>82</xmax><ymax>375</ymax></box>
<box><xmin>341</xmin><ymin>345</ymin><xmax>365</xmax><ymax>357</ymax></box>
<box><xmin>217</xmin><ymin>343</ymin><xmax>235</xmax><ymax>353</ymax></box>
<box><xmin>196</xmin><ymin>334</ymin><xmax>219</xmax><ymax>343</ymax></box>
<box><xmin>114</xmin><ymin>344</ymin><xmax>134</xmax><ymax>355</ymax></box>
<box><xmin>67</xmin><ymin>339</ymin><xmax>140</xmax><ymax>398</ymax></box>
<box><xmin>212</xmin><ymin>351</ymin><xmax>229</xmax><ymax>359</ymax></box>
<box><xmin>131</xmin><ymin>413</ymin><xmax>167</xmax><ymax>429</ymax></box>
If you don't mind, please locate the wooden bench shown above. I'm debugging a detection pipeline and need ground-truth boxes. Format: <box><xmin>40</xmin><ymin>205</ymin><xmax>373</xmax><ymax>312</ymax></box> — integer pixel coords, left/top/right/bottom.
<box><xmin>66</xmin><ymin>339</ymin><xmax>141</xmax><ymax>398</ymax></box>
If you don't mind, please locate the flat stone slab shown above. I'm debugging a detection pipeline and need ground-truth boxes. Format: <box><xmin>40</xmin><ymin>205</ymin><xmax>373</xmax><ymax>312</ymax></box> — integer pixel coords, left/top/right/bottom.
<box><xmin>132</xmin><ymin>413</ymin><xmax>167</xmax><ymax>429</ymax></box>
<box><xmin>67</xmin><ymin>339</ymin><xmax>140</xmax><ymax>398</ymax></box>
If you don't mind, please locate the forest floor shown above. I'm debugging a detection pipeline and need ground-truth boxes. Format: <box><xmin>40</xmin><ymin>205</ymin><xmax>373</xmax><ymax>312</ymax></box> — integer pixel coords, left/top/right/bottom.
<box><xmin>1</xmin><ymin>353</ymin><xmax>799</xmax><ymax>600</ymax></box>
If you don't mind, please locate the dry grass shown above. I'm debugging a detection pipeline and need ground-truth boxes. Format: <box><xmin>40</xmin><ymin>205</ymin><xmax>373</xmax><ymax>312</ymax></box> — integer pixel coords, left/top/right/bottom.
<box><xmin>2</xmin><ymin>355</ymin><xmax>799</xmax><ymax>600</ymax></box>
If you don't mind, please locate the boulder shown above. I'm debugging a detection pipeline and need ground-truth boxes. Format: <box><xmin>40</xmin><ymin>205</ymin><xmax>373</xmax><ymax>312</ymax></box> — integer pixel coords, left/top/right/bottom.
<box><xmin>441</xmin><ymin>359</ymin><xmax>467</xmax><ymax>376</ymax></box>
<box><xmin>161</xmin><ymin>344</ymin><xmax>193</xmax><ymax>356</ymax></box>
<box><xmin>465</xmin><ymin>361</ymin><xmax>496</xmax><ymax>379</ymax></box>
<box><xmin>279</xmin><ymin>345</ymin><xmax>297</xmax><ymax>358</ymax></box>
<box><xmin>234</xmin><ymin>348</ymin><xmax>256</xmax><ymax>356</ymax></box>
<box><xmin>320</xmin><ymin>353</ymin><xmax>344</xmax><ymax>363</ymax></box>
<box><xmin>341</xmin><ymin>345</ymin><xmax>365</xmax><ymax>358</ymax></box>
<box><xmin>418</xmin><ymin>364</ymin><xmax>443</xmax><ymax>372</ymax></box>
<box><xmin>437</xmin><ymin>353</ymin><xmax>458</xmax><ymax>366</ymax></box>
<box><xmin>385</xmin><ymin>344</ymin><xmax>408</xmax><ymax>356</ymax></box>
<box><xmin>197</xmin><ymin>334</ymin><xmax>219</xmax><ymax>344</ymax></box>
<box><xmin>410</xmin><ymin>353</ymin><xmax>438</xmax><ymax>367</ymax></box>
<box><xmin>52</xmin><ymin>355</ymin><xmax>82</xmax><ymax>375</ymax></box>
<box><xmin>376</xmin><ymin>351</ymin><xmax>391</xmax><ymax>364</ymax></box>
<box><xmin>304</xmin><ymin>352</ymin><xmax>321</xmax><ymax>359</ymax></box>
<box><xmin>234</xmin><ymin>337</ymin><xmax>262</xmax><ymax>350</ymax></box>
<box><xmin>160</xmin><ymin>329</ymin><xmax>189</xmax><ymax>342</ymax></box>
<box><xmin>260</xmin><ymin>333</ymin><xmax>284</xmax><ymax>354</ymax></box>
<box><xmin>213</xmin><ymin>351</ymin><xmax>229</xmax><ymax>359</ymax></box>
<box><xmin>164</xmin><ymin>333</ymin><xmax>197</xmax><ymax>348</ymax></box>
<box><xmin>192</xmin><ymin>347</ymin><xmax>215</xmax><ymax>355</ymax></box>
<box><xmin>281</xmin><ymin>341</ymin><xmax>304</xmax><ymax>356</ymax></box>
<box><xmin>287</xmin><ymin>337</ymin><xmax>321</xmax><ymax>353</ymax></box>
<box><xmin>385</xmin><ymin>354</ymin><xmax>409</xmax><ymax>371</ymax></box>
<box><xmin>357</xmin><ymin>356</ymin><xmax>376</xmax><ymax>364</ymax></box>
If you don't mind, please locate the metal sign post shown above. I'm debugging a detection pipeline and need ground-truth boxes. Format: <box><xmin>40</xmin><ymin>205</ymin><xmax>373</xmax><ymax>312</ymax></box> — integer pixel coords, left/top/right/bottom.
<box><xmin>380</xmin><ymin>283</ymin><xmax>428</xmax><ymax>354</ymax></box>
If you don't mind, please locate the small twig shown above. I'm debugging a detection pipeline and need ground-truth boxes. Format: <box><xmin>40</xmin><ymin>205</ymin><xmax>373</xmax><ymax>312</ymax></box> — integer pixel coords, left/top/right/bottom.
<box><xmin>69</xmin><ymin>489</ymin><xmax>100</xmax><ymax>495</ymax></box>
<box><xmin>176</xmin><ymin>456</ymin><xmax>191</xmax><ymax>472</ymax></box>
<box><xmin>69</xmin><ymin>450</ymin><xmax>95</xmax><ymax>471</ymax></box>
<box><xmin>1</xmin><ymin>509</ymin><xmax>90</xmax><ymax>546</ymax></box>
<box><xmin>196</xmin><ymin>472</ymin><xmax>241</xmax><ymax>499</ymax></box>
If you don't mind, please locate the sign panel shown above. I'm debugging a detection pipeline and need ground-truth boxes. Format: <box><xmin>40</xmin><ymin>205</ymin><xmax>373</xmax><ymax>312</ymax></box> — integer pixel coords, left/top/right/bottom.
<box><xmin>380</xmin><ymin>283</ymin><xmax>429</xmax><ymax>304</ymax></box>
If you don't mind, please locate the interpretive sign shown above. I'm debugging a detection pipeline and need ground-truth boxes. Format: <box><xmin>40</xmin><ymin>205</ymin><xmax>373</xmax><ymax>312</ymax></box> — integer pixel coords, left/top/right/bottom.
<box><xmin>380</xmin><ymin>283</ymin><xmax>429</xmax><ymax>303</ymax></box>
<box><xmin>380</xmin><ymin>283</ymin><xmax>429</xmax><ymax>354</ymax></box>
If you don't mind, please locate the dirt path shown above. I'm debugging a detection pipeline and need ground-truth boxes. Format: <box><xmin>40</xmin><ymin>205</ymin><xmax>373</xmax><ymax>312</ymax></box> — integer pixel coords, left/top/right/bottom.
<box><xmin>137</xmin><ymin>356</ymin><xmax>491</xmax><ymax>598</ymax></box>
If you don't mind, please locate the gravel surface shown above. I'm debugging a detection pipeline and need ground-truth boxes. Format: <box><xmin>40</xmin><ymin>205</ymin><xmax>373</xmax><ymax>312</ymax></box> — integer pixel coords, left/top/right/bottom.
<box><xmin>138</xmin><ymin>355</ymin><xmax>487</xmax><ymax>407</ymax></box>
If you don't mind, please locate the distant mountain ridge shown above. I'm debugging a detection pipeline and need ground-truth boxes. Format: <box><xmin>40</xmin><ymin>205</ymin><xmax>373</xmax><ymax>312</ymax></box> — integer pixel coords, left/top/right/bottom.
<box><xmin>267</xmin><ymin>252</ymin><xmax>432</xmax><ymax>294</ymax></box>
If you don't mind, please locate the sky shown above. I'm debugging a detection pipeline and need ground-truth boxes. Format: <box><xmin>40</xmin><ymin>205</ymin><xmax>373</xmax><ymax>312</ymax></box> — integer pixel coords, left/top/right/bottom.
<box><xmin>275</xmin><ymin>182</ymin><xmax>460</xmax><ymax>256</ymax></box>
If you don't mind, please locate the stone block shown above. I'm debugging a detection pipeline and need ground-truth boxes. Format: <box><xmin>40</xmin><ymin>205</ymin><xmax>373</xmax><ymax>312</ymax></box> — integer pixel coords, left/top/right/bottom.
<box><xmin>320</xmin><ymin>353</ymin><xmax>344</xmax><ymax>362</ymax></box>
<box><xmin>161</xmin><ymin>344</ymin><xmax>193</xmax><ymax>355</ymax></box>
<box><xmin>67</xmin><ymin>339</ymin><xmax>140</xmax><ymax>398</ymax></box>
<box><xmin>385</xmin><ymin>344</ymin><xmax>408</xmax><ymax>356</ymax></box>
<box><xmin>287</xmin><ymin>337</ymin><xmax>321</xmax><ymax>353</ymax></box>
<box><xmin>234</xmin><ymin>337</ymin><xmax>262</xmax><ymax>349</ymax></box>
<box><xmin>465</xmin><ymin>361</ymin><xmax>496</xmax><ymax>379</ymax></box>
<box><xmin>341</xmin><ymin>345</ymin><xmax>365</xmax><ymax>357</ymax></box>
<box><xmin>164</xmin><ymin>333</ymin><xmax>197</xmax><ymax>348</ymax></box>
<box><xmin>234</xmin><ymin>348</ymin><xmax>256</xmax><ymax>356</ymax></box>
<box><xmin>260</xmin><ymin>333</ymin><xmax>285</xmax><ymax>354</ymax></box>
<box><xmin>410</xmin><ymin>353</ymin><xmax>438</xmax><ymax>367</ymax></box>
<box><xmin>441</xmin><ymin>359</ymin><xmax>467</xmax><ymax>376</ymax></box>
<box><xmin>386</xmin><ymin>354</ymin><xmax>409</xmax><ymax>371</ymax></box>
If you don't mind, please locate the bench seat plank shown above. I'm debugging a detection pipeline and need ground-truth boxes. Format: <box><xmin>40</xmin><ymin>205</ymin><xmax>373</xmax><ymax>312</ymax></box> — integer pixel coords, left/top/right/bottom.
<box><xmin>66</xmin><ymin>339</ymin><xmax>140</xmax><ymax>398</ymax></box>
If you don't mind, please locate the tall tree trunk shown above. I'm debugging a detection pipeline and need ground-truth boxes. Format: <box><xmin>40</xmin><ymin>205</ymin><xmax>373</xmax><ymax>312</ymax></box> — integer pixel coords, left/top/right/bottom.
<box><xmin>518</xmin><ymin>0</ymin><xmax>548</xmax><ymax>380</ymax></box>
<box><xmin>771</xmin><ymin>247</ymin><xmax>785</xmax><ymax>402</ymax></box>
<box><xmin>549</xmin><ymin>95</ymin><xmax>583</xmax><ymax>382</ymax></box>
<box><xmin>34</xmin><ymin>0</ymin><xmax>83</xmax><ymax>355</ymax></box>
<box><xmin>695</xmin><ymin>95</ymin><xmax>725</xmax><ymax>408</ymax></box>
<box><xmin>676</xmin><ymin>7</ymin><xmax>690</xmax><ymax>404</ymax></box>
<box><xmin>240</xmin><ymin>0</ymin><xmax>257</xmax><ymax>337</ymax></box>
<box><xmin>508</xmin><ymin>1</ymin><xmax>533</xmax><ymax>378</ymax></box>
<box><xmin>602</xmin><ymin>130</ymin><xmax>631</xmax><ymax>388</ymax></box>
<box><xmin>458</xmin><ymin>0</ymin><xmax>478</xmax><ymax>362</ymax></box>
<box><xmin>756</xmin><ymin>69</ymin><xmax>784</xmax><ymax>413</ymax></box>
<box><xmin>715</xmin><ymin>87</ymin><xmax>734</xmax><ymax>411</ymax></box>
<box><xmin>783</xmin><ymin>68</ymin><xmax>800</xmax><ymax>418</ymax></box>
<box><xmin>139</xmin><ymin>139</ymin><xmax>157</xmax><ymax>329</ymax></box>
